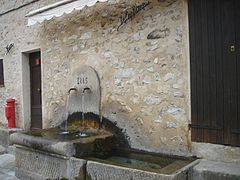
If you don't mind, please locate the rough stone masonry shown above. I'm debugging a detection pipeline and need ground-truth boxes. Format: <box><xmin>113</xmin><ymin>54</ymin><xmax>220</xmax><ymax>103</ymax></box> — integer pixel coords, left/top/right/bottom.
<box><xmin>0</xmin><ymin>0</ymin><xmax>190</xmax><ymax>156</ymax></box>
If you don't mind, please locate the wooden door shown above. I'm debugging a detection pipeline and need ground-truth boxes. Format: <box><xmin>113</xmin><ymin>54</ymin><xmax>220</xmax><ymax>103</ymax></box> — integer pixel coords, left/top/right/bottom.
<box><xmin>189</xmin><ymin>0</ymin><xmax>240</xmax><ymax>146</ymax></box>
<box><xmin>230</xmin><ymin>0</ymin><xmax>240</xmax><ymax>146</ymax></box>
<box><xmin>29</xmin><ymin>51</ymin><xmax>42</xmax><ymax>129</ymax></box>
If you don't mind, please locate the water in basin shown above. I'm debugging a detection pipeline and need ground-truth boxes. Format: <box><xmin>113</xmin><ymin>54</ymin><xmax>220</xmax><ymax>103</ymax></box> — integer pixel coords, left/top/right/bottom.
<box><xmin>25</xmin><ymin>126</ymin><xmax>100</xmax><ymax>141</ymax></box>
<box><xmin>86</xmin><ymin>150</ymin><xmax>196</xmax><ymax>174</ymax></box>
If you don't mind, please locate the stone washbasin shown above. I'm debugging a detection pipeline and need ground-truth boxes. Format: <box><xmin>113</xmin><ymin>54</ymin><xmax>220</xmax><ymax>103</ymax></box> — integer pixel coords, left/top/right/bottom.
<box><xmin>85</xmin><ymin>149</ymin><xmax>199</xmax><ymax>180</ymax></box>
<box><xmin>10</xmin><ymin>113</ymin><xmax>198</xmax><ymax>179</ymax></box>
<box><xmin>10</xmin><ymin>113</ymin><xmax>131</xmax><ymax>179</ymax></box>
<box><xmin>10</xmin><ymin>116</ymin><xmax>114</xmax><ymax>158</ymax></box>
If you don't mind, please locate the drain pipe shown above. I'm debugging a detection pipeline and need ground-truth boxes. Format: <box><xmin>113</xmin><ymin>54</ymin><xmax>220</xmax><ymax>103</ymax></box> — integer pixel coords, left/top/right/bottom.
<box><xmin>97</xmin><ymin>73</ymin><xmax>102</xmax><ymax>129</ymax></box>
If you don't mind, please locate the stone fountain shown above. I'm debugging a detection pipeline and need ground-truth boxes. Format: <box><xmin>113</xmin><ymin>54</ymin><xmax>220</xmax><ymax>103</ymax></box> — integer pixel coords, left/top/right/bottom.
<box><xmin>10</xmin><ymin>66</ymin><xmax>198</xmax><ymax>180</ymax></box>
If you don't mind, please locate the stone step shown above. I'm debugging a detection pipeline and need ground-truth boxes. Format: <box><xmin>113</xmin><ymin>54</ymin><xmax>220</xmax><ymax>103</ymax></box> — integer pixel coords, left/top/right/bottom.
<box><xmin>192</xmin><ymin>159</ymin><xmax>240</xmax><ymax>180</ymax></box>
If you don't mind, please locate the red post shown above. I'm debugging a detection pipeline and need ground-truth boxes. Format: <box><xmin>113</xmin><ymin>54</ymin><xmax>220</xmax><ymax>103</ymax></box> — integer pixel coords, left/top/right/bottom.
<box><xmin>5</xmin><ymin>97</ymin><xmax>16</xmax><ymax>128</ymax></box>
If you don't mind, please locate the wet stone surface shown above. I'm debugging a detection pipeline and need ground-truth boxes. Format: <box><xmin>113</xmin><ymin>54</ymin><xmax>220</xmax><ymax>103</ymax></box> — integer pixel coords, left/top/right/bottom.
<box><xmin>85</xmin><ymin>149</ymin><xmax>196</xmax><ymax>174</ymax></box>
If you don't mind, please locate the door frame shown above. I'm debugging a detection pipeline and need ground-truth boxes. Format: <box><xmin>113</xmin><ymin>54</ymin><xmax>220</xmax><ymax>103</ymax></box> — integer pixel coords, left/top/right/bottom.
<box><xmin>21</xmin><ymin>48</ymin><xmax>42</xmax><ymax>130</ymax></box>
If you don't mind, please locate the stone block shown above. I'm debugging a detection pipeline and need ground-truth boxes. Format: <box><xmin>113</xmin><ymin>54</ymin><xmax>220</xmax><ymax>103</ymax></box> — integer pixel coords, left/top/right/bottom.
<box><xmin>191</xmin><ymin>159</ymin><xmax>240</xmax><ymax>180</ymax></box>
<box><xmin>10</xmin><ymin>132</ymin><xmax>75</xmax><ymax>156</ymax></box>
<box><xmin>0</xmin><ymin>128</ymin><xmax>22</xmax><ymax>147</ymax></box>
<box><xmin>15</xmin><ymin>145</ymin><xmax>86</xmax><ymax>180</ymax></box>
<box><xmin>10</xmin><ymin>128</ymin><xmax>114</xmax><ymax>158</ymax></box>
<box><xmin>0</xmin><ymin>129</ymin><xmax>9</xmax><ymax>147</ymax></box>
<box><xmin>69</xmin><ymin>65</ymin><xmax>101</xmax><ymax>115</ymax></box>
<box><xmin>192</xmin><ymin>142</ymin><xmax>240</xmax><ymax>162</ymax></box>
<box><xmin>86</xmin><ymin>159</ymin><xmax>199</xmax><ymax>180</ymax></box>
<box><xmin>147</xmin><ymin>28</ymin><xmax>170</xmax><ymax>39</ymax></box>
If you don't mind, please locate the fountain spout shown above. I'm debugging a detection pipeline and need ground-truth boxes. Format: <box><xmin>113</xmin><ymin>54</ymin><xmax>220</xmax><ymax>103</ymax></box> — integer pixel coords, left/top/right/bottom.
<box><xmin>67</xmin><ymin>87</ymin><xmax>77</xmax><ymax>94</ymax></box>
<box><xmin>82</xmin><ymin>87</ymin><xmax>91</xmax><ymax>93</ymax></box>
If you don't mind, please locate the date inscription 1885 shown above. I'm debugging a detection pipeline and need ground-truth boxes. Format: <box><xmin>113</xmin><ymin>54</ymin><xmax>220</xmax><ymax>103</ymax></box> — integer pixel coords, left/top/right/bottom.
<box><xmin>77</xmin><ymin>77</ymin><xmax>88</xmax><ymax>85</ymax></box>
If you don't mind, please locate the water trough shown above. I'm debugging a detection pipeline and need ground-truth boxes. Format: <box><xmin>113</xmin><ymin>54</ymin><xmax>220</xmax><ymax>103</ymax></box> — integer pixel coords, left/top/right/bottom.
<box><xmin>10</xmin><ymin>66</ymin><xmax>199</xmax><ymax>179</ymax></box>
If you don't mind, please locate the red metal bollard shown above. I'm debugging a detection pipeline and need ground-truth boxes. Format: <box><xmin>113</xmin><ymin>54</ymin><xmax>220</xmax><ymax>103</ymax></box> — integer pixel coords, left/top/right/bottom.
<box><xmin>5</xmin><ymin>97</ymin><xmax>16</xmax><ymax>128</ymax></box>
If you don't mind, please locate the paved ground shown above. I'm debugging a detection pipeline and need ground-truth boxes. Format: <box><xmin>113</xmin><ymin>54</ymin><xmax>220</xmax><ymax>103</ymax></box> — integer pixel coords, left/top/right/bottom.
<box><xmin>0</xmin><ymin>153</ymin><xmax>19</xmax><ymax>180</ymax></box>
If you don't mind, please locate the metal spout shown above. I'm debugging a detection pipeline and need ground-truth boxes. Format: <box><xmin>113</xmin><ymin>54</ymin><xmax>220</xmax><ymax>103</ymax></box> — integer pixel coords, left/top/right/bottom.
<box><xmin>67</xmin><ymin>87</ymin><xmax>77</xmax><ymax>94</ymax></box>
<box><xmin>82</xmin><ymin>87</ymin><xmax>91</xmax><ymax>93</ymax></box>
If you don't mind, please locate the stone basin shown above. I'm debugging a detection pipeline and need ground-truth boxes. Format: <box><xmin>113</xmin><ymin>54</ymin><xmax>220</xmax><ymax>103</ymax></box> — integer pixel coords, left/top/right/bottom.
<box><xmin>10</xmin><ymin>127</ymin><xmax>114</xmax><ymax>157</ymax></box>
<box><xmin>85</xmin><ymin>149</ymin><xmax>199</xmax><ymax>180</ymax></box>
<box><xmin>10</xmin><ymin>119</ymin><xmax>198</xmax><ymax>179</ymax></box>
<box><xmin>10</xmin><ymin>116</ymin><xmax>116</xmax><ymax>179</ymax></box>
<box><xmin>10</xmin><ymin>113</ymin><xmax>198</xmax><ymax>179</ymax></box>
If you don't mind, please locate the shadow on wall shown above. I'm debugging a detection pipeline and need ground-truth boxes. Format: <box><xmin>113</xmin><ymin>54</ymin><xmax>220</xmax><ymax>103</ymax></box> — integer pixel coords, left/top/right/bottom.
<box><xmin>61</xmin><ymin>112</ymin><xmax>130</xmax><ymax>149</ymax></box>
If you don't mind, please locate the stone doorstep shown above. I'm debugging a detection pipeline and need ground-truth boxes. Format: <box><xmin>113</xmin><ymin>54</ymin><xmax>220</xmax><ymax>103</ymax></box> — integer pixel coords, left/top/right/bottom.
<box><xmin>192</xmin><ymin>142</ymin><xmax>240</xmax><ymax>163</ymax></box>
<box><xmin>192</xmin><ymin>159</ymin><xmax>240</xmax><ymax>180</ymax></box>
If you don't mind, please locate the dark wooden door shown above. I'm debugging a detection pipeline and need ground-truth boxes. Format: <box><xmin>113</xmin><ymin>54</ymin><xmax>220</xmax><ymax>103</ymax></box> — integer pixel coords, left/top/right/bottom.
<box><xmin>29</xmin><ymin>51</ymin><xmax>42</xmax><ymax>129</ymax></box>
<box><xmin>189</xmin><ymin>0</ymin><xmax>240</xmax><ymax>146</ymax></box>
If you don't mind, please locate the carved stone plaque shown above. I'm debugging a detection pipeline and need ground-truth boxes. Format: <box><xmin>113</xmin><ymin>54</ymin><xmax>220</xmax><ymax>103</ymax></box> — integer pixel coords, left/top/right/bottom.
<box><xmin>68</xmin><ymin>65</ymin><xmax>101</xmax><ymax>115</ymax></box>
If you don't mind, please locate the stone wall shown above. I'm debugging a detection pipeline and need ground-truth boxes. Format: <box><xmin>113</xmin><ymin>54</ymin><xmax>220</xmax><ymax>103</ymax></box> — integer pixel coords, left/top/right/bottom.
<box><xmin>0</xmin><ymin>0</ymin><xmax>191</xmax><ymax>156</ymax></box>
<box><xmin>0</xmin><ymin>0</ymin><xmax>60</xmax><ymax>128</ymax></box>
